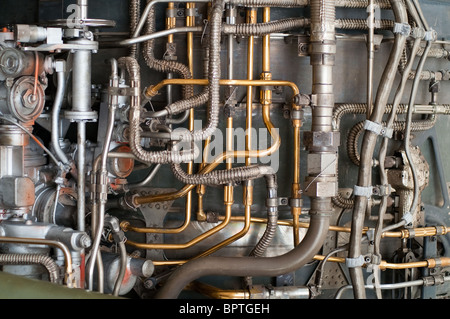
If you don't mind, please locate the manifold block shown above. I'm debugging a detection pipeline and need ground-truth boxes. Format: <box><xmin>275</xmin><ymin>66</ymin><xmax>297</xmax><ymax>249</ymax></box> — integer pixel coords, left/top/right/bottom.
<box><xmin>0</xmin><ymin>176</ymin><xmax>35</xmax><ymax>208</ymax></box>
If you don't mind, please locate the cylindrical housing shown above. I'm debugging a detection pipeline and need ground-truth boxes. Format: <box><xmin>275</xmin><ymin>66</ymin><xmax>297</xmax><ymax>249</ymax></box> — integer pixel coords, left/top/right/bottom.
<box><xmin>71</xmin><ymin>49</ymin><xmax>92</xmax><ymax>113</ymax></box>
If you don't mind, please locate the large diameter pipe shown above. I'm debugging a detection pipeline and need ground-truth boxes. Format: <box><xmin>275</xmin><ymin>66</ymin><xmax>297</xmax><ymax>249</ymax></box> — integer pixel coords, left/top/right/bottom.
<box><xmin>155</xmin><ymin>213</ymin><xmax>330</xmax><ymax>298</ymax></box>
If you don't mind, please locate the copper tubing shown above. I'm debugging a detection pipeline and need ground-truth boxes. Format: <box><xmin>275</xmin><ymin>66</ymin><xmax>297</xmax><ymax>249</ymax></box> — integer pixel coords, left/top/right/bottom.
<box><xmin>0</xmin><ymin>236</ymin><xmax>74</xmax><ymax>287</ymax></box>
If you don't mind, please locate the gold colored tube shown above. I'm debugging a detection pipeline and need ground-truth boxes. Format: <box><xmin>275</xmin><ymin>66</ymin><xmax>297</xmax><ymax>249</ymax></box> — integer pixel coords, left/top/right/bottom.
<box><xmin>145</xmin><ymin>78</ymin><xmax>300</xmax><ymax>98</ymax></box>
<box><xmin>241</xmin><ymin>7</ymin><xmax>256</xmax><ymax>257</ymax></box>
<box><xmin>185</xmin><ymin>2</ymin><xmax>195</xmax><ymax>236</ymax></box>
<box><xmin>125</xmin><ymin>197</ymin><xmax>232</xmax><ymax>249</ymax></box>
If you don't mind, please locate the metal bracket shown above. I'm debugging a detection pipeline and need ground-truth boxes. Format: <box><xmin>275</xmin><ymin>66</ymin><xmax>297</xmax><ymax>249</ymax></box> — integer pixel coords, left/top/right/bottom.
<box><xmin>402</xmin><ymin>211</ymin><xmax>414</xmax><ymax>225</ymax></box>
<box><xmin>108</xmin><ymin>86</ymin><xmax>140</xmax><ymax>97</ymax></box>
<box><xmin>393</xmin><ymin>22</ymin><xmax>411</xmax><ymax>36</ymax></box>
<box><xmin>266</xmin><ymin>197</ymin><xmax>289</xmax><ymax>207</ymax></box>
<box><xmin>346</xmin><ymin>255</ymin><xmax>365</xmax><ymax>268</ymax></box>
<box><xmin>424</xmin><ymin>29</ymin><xmax>437</xmax><ymax>42</ymax></box>
<box><xmin>363</xmin><ymin>120</ymin><xmax>393</xmax><ymax>138</ymax></box>
<box><xmin>353</xmin><ymin>185</ymin><xmax>373</xmax><ymax>198</ymax></box>
<box><xmin>372</xmin><ymin>184</ymin><xmax>393</xmax><ymax>197</ymax></box>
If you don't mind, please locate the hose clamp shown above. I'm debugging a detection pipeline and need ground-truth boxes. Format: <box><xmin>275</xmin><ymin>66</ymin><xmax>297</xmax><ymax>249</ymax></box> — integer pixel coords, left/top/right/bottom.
<box><xmin>393</xmin><ymin>23</ymin><xmax>411</xmax><ymax>36</ymax></box>
<box><xmin>363</xmin><ymin>119</ymin><xmax>393</xmax><ymax>138</ymax></box>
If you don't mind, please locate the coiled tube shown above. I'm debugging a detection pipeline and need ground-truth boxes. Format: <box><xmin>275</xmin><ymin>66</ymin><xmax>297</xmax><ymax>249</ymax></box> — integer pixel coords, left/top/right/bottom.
<box><xmin>171</xmin><ymin>162</ymin><xmax>275</xmax><ymax>186</ymax></box>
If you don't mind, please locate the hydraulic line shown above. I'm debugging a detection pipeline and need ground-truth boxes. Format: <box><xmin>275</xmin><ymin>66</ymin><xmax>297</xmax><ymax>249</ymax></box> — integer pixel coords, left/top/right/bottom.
<box><xmin>348</xmin><ymin>0</ymin><xmax>408</xmax><ymax>299</ymax></box>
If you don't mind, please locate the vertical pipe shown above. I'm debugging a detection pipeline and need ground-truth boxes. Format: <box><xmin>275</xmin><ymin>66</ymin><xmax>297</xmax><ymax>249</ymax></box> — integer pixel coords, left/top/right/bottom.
<box><xmin>244</xmin><ymin>7</ymin><xmax>257</xmax><ymax>220</ymax></box>
<box><xmin>77</xmin><ymin>121</ymin><xmax>86</xmax><ymax>232</ymax></box>
<box><xmin>186</xmin><ymin>2</ymin><xmax>195</xmax><ymax>222</ymax></box>
<box><xmin>78</xmin><ymin>0</ymin><xmax>88</xmax><ymax>21</ymax></box>
<box><xmin>166</xmin><ymin>3</ymin><xmax>176</xmax><ymax>105</ymax></box>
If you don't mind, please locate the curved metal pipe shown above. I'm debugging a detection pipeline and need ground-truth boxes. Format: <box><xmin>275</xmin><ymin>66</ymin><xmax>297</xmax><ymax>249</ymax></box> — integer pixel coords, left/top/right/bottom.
<box><xmin>155</xmin><ymin>213</ymin><xmax>331</xmax><ymax>298</ymax></box>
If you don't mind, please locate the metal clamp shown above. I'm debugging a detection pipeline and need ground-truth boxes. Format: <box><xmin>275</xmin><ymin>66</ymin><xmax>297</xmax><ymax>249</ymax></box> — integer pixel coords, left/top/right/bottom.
<box><xmin>289</xmin><ymin>198</ymin><xmax>303</xmax><ymax>208</ymax></box>
<box><xmin>411</xmin><ymin>27</ymin><xmax>425</xmax><ymax>39</ymax></box>
<box><xmin>372</xmin><ymin>184</ymin><xmax>392</xmax><ymax>197</ymax></box>
<box><xmin>353</xmin><ymin>185</ymin><xmax>373</xmax><ymax>198</ymax></box>
<box><xmin>424</xmin><ymin>29</ymin><xmax>437</xmax><ymax>42</ymax></box>
<box><xmin>363</xmin><ymin>120</ymin><xmax>393</xmax><ymax>138</ymax></box>
<box><xmin>108</xmin><ymin>86</ymin><xmax>140</xmax><ymax>97</ymax></box>
<box><xmin>266</xmin><ymin>197</ymin><xmax>289</xmax><ymax>207</ymax></box>
<box><xmin>346</xmin><ymin>255</ymin><xmax>365</xmax><ymax>268</ymax></box>
<box><xmin>393</xmin><ymin>23</ymin><xmax>411</xmax><ymax>36</ymax></box>
<box><xmin>402</xmin><ymin>211</ymin><xmax>413</xmax><ymax>225</ymax></box>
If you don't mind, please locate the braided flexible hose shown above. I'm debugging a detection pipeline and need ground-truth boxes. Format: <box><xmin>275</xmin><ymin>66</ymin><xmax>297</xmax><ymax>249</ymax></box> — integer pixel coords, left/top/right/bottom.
<box><xmin>0</xmin><ymin>254</ymin><xmax>60</xmax><ymax>284</ymax></box>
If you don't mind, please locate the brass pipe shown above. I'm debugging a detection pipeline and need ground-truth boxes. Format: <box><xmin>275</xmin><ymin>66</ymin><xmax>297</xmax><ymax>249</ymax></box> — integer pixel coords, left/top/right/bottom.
<box><xmin>145</xmin><ymin>78</ymin><xmax>300</xmax><ymax>98</ymax></box>
<box><xmin>185</xmin><ymin>1</ymin><xmax>195</xmax><ymax>237</ymax></box>
<box><xmin>242</xmin><ymin>7</ymin><xmax>256</xmax><ymax>258</ymax></box>
<box><xmin>125</xmin><ymin>190</ymin><xmax>233</xmax><ymax>249</ymax></box>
